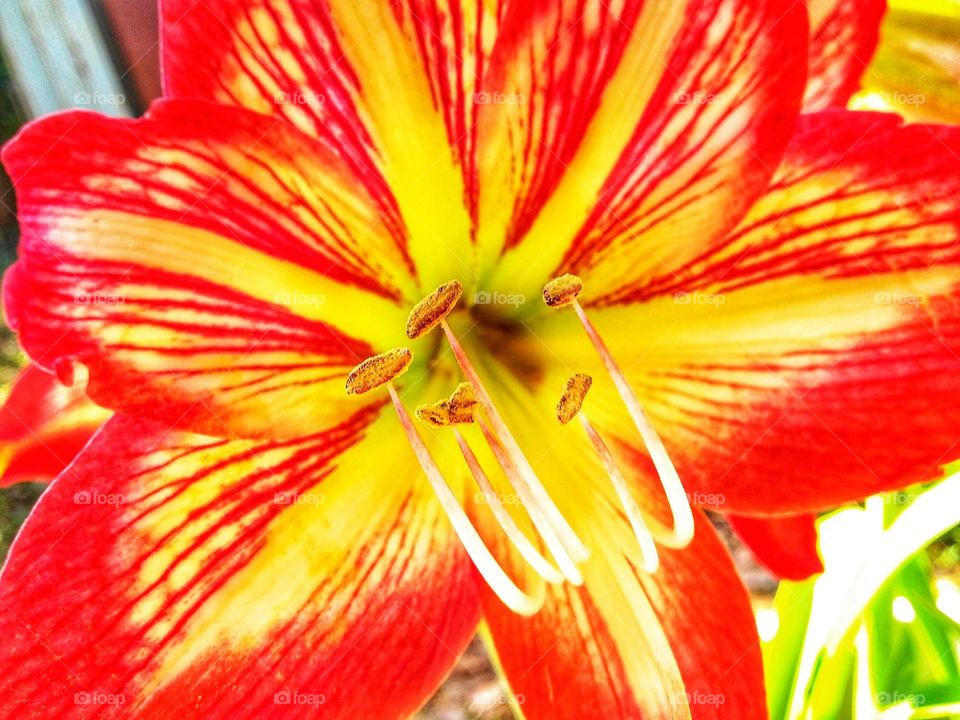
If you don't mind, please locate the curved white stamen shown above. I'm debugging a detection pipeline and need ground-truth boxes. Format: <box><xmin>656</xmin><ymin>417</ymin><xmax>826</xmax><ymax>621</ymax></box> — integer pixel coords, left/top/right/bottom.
<box><xmin>578</xmin><ymin>415</ymin><xmax>660</xmax><ymax>573</ymax></box>
<box><xmin>388</xmin><ymin>384</ymin><xmax>544</xmax><ymax>615</ymax></box>
<box><xmin>475</xmin><ymin>418</ymin><xmax>584</xmax><ymax>586</ymax></box>
<box><xmin>572</xmin><ymin>300</ymin><xmax>694</xmax><ymax>549</ymax></box>
<box><xmin>440</xmin><ymin>320</ymin><xmax>591</xmax><ymax>564</ymax></box>
<box><xmin>453</xmin><ymin>429</ymin><xmax>565</xmax><ymax>585</ymax></box>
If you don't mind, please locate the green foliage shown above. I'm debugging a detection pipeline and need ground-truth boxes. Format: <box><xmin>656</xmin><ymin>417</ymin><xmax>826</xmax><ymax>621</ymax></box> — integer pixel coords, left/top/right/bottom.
<box><xmin>763</xmin><ymin>475</ymin><xmax>960</xmax><ymax>720</ymax></box>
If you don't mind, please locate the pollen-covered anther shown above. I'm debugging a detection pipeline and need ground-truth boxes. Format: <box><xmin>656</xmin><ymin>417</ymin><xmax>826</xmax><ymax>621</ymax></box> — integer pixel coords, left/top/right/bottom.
<box><xmin>447</xmin><ymin>382</ymin><xmax>478</xmax><ymax>415</ymax></box>
<box><xmin>406</xmin><ymin>280</ymin><xmax>463</xmax><ymax>339</ymax></box>
<box><xmin>415</xmin><ymin>383</ymin><xmax>479</xmax><ymax>427</ymax></box>
<box><xmin>345</xmin><ymin>347</ymin><xmax>413</xmax><ymax>395</ymax></box>
<box><xmin>542</xmin><ymin>273</ymin><xmax>583</xmax><ymax>308</ymax></box>
<box><xmin>556</xmin><ymin>373</ymin><xmax>593</xmax><ymax>424</ymax></box>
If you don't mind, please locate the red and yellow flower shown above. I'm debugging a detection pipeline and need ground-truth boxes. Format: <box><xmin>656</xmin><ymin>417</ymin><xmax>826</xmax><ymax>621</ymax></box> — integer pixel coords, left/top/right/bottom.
<box><xmin>0</xmin><ymin>0</ymin><xmax>956</xmax><ymax>718</ymax></box>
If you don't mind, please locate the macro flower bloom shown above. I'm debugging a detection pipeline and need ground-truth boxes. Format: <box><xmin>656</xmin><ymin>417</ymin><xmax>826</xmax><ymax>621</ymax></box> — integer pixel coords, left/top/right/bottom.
<box><xmin>1</xmin><ymin>0</ymin><xmax>958</xmax><ymax>718</ymax></box>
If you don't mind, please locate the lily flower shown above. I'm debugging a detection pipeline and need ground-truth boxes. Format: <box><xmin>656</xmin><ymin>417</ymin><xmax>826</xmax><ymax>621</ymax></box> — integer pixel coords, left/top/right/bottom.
<box><xmin>0</xmin><ymin>0</ymin><xmax>957</xmax><ymax>718</ymax></box>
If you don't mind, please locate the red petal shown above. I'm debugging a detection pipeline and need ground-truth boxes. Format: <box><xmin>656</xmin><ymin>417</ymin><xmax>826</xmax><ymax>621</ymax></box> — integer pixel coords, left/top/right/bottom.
<box><xmin>0</xmin><ymin>414</ymin><xmax>480</xmax><ymax>718</ymax></box>
<box><xmin>485</xmin><ymin>0</ymin><xmax>809</xmax><ymax>305</ymax></box>
<box><xmin>583</xmin><ymin>111</ymin><xmax>960</xmax><ymax>513</ymax></box>
<box><xmin>161</xmin><ymin>0</ymin><xmax>489</xmax><ymax>285</ymax></box>
<box><xmin>804</xmin><ymin>0</ymin><xmax>887</xmax><ymax>110</ymax></box>
<box><xmin>481</xmin><ymin>505</ymin><xmax>765</xmax><ymax>718</ymax></box>
<box><xmin>0</xmin><ymin>364</ymin><xmax>108</xmax><ymax>486</ymax></box>
<box><xmin>727</xmin><ymin>513</ymin><xmax>824</xmax><ymax>581</ymax></box>
<box><xmin>2</xmin><ymin>100</ymin><xmax>413</xmax><ymax>440</ymax></box>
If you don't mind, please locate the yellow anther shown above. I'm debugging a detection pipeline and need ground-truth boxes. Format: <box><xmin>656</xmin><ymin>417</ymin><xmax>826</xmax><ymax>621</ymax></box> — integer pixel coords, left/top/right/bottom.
<box><xmin>556</xmin><ymin>373</ymin><xmax>592</xmax><ymax>424</ymax></box>
<box><xmin>345</xmin><ymin>348</ymin><xmax>413</xmax><ymax>395</ymax></box>
<box><xmin>415</xmin><ymin>402</ymin><xmax>454</xmax><ymax>427</ymax></box>
<box><xmin>542</xmin><ymin>274</ymin><xmax>583</xmax><ymax>308</ymax></box>
<box><xmin>406</xmin><ymin>280</ymin><xmax>463</xmax><ymax>339</ymax></box>
<box><xmin>447</xmin><ymin>382</ymin><xmax>478</xmax><ymax>414</ymax></box>
<box><xmin>415</xmin><ymin>383</ymin><xmax>478</xmax><ymax>427</ymax></box>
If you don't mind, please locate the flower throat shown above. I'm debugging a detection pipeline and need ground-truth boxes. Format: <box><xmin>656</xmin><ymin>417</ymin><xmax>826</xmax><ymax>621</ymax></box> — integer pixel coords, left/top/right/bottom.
<box><xmin>344</xmin><ymin>277</ymin><xmax>693</xmax><ymax>615</ymax></box>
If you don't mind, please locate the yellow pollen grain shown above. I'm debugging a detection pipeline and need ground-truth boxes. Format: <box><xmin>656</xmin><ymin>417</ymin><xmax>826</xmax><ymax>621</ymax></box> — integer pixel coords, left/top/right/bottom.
<box><xmin>406</xmin><ymin>280</ymin><xmax>463</xmax><ymax>339</ymax></box>
<box><xmin>556</xmin><ymin>373</ymin><xmax>593</xmax><ymax>424</ymax></box>
<box><xmin>542</xmin><ymin>274</ymin><xmax>583</xmax><ymax>308</ymax></box>
<box><xmin>345</xmin><ymin>348</ymin><xmax>413</xmax><ymax>395</ymax></box>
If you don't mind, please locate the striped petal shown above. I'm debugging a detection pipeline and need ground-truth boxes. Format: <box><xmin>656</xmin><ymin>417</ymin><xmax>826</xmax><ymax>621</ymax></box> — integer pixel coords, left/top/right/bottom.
<box><xmin>447</xmin><ymin>353</ymin><xmax>764</xmax><ymax>719</ymax></box>
<box><xmin>804</xmin><ymin>0</ymin><xmax>887</xmax><ymax>111</ymax></box>
<box><xmin>481</xmin><ymin>509</ymin><xmax>764</xmax><ymax>719</ymax></box>
<box><xmin>162</xmin><ymin>0</ymin><xmax>493</xmax><ymax>287</ymax></box>
<box><xmin>483</xmin><ymin>0</ymin><xmax>809</xmax><ymax>304</ymax></box>
<box><xmin>552</xmin><ymin>111</ymin><xmax>960</xmax><ymax>514</ymax></box>
<box><xmin>2</xmin><ymin>100</ymin><xmax>414</xmax><ymax>440</ymax></box>
<box><xmin>0</xmin><ymin>413</ymin><xmax>480</xmax><ymax>719</ymax></box>
<box><xmin>727</xmin><ymin>513</ymin><xmax>824</xmax><ymax>581</ymax></box>
<box><xmin>162</xmin><ymin>0</ymin><xmax>808</xmax><ymax>298</ymax></box>
<box><xmin>0</xmin><ymin>364</ymin><xmax>108</xmax><ymax>486</ymax></box>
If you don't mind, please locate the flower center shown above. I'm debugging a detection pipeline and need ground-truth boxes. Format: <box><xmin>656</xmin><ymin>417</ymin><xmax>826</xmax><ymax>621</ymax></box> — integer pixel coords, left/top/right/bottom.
<box><xmin>343</xmin><ymin>276</ymin><xmax>694</xmax><ymax>614</ymax></box>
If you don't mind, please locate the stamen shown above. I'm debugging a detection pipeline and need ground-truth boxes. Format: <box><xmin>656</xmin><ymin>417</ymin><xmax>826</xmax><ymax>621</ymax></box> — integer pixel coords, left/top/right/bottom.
<box><xmin>447</xmin><ymin>382</ymin><xmax>478</xmax><ymax>414</ymax></box>
<box><xmin>578</xmin><ymin>414</ymin><xmax>660</xmax><ymax>573</ymax></box>
<box><xmin>452</xmin><ymin>428</ymin><xmax>565</xmax><ymax>584</ymax></box>
<box><xmin>415</xmin><ymin>382</ymin><xmax>479</xmax><ymax>427</ymax></box>
<box><xmin>406</xmin><ymin>280</ymin><xmax>463</xmax><ymax>339</ymax></box>
<box><xmin>387</xmin><ymin>383</ymin><xmax>544</xmax><ymax>616</ymax></box>
<box><xmin>440</xmin><ymin>320</ymin><xmax>591</xmax><ymax>568</ymax></box>
<box><xmin>476</xmin><ymin>417</ymin><xmax>584</xmax><ymax>585</ymax></box>
<box><xmin>415</xmin><ymin>402</ymin><xmax>457</xmax><ymax>427</ymax></box>
<box><xmin>542</xmin><ymin>273</ymin><xmax>583</xmax><ymax>308</ymax></box>
<box><xmin>543</xmin><ymin>276</ymin><xmax>694</xmax><ymax>549</ymax></box>
<box><xmin>345</xmin><ymin>348</ymin><xmax>413</xmax><ymax>395</ymax></box>
<box><xmin>556</xmin><ymin>373</ymin><xmax>593</xmax><ymax>425</ymax></box>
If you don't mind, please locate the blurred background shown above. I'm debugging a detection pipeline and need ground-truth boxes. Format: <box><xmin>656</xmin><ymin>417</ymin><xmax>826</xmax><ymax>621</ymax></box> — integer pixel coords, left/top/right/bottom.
<box><xmin>0</xmin><ymin>1</ymin><xmax>958</xmax><ymax>718</ymax></box>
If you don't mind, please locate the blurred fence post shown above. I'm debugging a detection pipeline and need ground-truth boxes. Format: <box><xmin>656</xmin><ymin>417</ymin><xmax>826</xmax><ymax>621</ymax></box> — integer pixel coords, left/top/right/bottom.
<box><xmin>0</xmin><ymin>0</ymin><xmax>132</xmax><ymax>118</ymax></box>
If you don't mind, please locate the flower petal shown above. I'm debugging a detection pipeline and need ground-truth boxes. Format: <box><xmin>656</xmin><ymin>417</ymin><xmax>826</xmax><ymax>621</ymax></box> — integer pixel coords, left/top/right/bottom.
<box><xmin>2</xmin><ymin>100</ymin><xmax>414</xmax><ymax>440</ymax></box>
<box><xmin>477</xmin><ymin>467</ymin><xmax>764</xmax><ymax>718</ymax></box>
<box><xmin>483</xmin><ymin>0</ymin><xmax>808</xmax><ymax>303</ymax></box>
<box><xmin>449</xmin><ymin>355</ymin><xmax>764</xmax><ymax>719</ymax></box>
<box><xmin>565</xmin><ymin>111</ymin><xmax>960</xmax><ymax>513</ymax></box>
<box><xmin>0</xmin><ymin>364</ymin><xmax>108</xmax><ymax>486</ymax></box>
<box><xmin>161</xmin><ymin>0</ymin><xmax>487</xmax><ymax>286</ymax></box>
<box><xmin>0</xmin><ymin>412</ymin><xmax>480</xmax><ymax>719</ymax></box>
<box><xmin>726</xmin><ymin>513</ymin><xmax>824</xmax><ymax>581</ymax></box>
<box><xmin>804</xmin><ymin>0</ymin><xmax>887</xmax><ymax>111</ymax></box>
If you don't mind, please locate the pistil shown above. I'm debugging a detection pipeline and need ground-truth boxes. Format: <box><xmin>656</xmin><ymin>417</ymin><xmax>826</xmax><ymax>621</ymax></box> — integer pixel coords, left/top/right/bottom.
<box><xmin>543</xmin><ymin>275</ymin><xmax>694</xmax><ymax>549</ymax></box>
